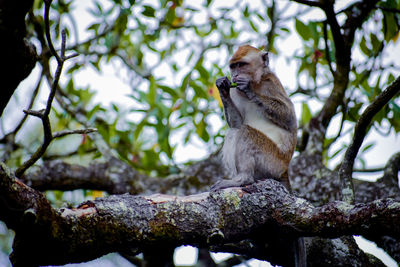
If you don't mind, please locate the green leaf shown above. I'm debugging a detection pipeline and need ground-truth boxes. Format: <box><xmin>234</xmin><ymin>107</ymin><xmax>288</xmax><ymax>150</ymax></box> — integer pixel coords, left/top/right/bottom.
<box><xmin>87</xmin><ymin>23</ymin><xmax>100</xmax><ymax>33</ymax></box>
<box><xmin>180</xmin><ymin>72</ymin><xmax>191</xmax><ymax>93</ymax></box>
<box><xmin>134</xmin><ymin>119</ymin><xmax>148</xmax><ymax>140</ymax></box>
<box><xmin>159</xmin><ymin>85</ymin><xmax>179</xmax><ymax>99</ymax></box>
<box><xmin>249</xmin><ymin>19</ymin><xmax>258</xmax><ymax>32</ymax></box>
<box><xmin>389</xmin><ymin>103</ymin><xmax>400</xmax><ymax>132</ymax></box>
<box><xmin>359</xmin><ymin>36</ymin><xmax>370</xmax><ymax>56</ymax></box>
<box><xmin>295</xmin><ymin>19</ymin><xmax>312</xmax><ymax>41</ymax></box>
<box><xmin>148</xmin><ymin>76</ymin><xmax>156</xmax><ymax>107</ymax></box>
<box><xmin>195</xmin><ymin>64</ymin><xmax>210</xmax><ymax>81</ymax></box>
<box><xmin>243</xmin><ymin>5</ymin><xmax>249</xmax><ymax>18</ymax></box>
<box><xmin>190</xmin><ymin>81</ymin><xmax>208</xmax><ymax>99</ymax></box>
<box><xmin>309</xmin><ymin>21</ymin><xmax>320</xmax><ymax>45</ymax></box>
<box><xmin>300</xmin><ymin>102</ymin><xmax>312</xmax><ymax>126</ymax></box>
<box><xmin>370</xmin><ymin>33</ymin><xmax>381</xmax><ymax>54</ymax></box>
<box><xmin>347</xmin><ymin>102</ymin><xmax>363</xmax><ymax>122</ymax></box>
<box><xmin>195</xmin><ymin>117</ymin><xmax>210</xmax><ymax>142</ymax></box>
<box><xmin>381</xmin><ymin>0</ymin><xmax>399</xmax><ymax>42</ymax></box>
<box><xmin>329</xmin><ymin>145</ymin><xmax>346</xmax><ymax>160</ymax></box>
<box><xmin>165</xmin><ymin>6</ymin><xmax>175</xmax><ymax>24</ymax></box>
<box><xmin>361</xmin><ymin>142</ymin><xmax>375</xmax><ymax>153</ymax></box>
<box><xmin>142</xmin><ymin>5</ymin><xmax>156</xmax><ymax>17</ymax></box>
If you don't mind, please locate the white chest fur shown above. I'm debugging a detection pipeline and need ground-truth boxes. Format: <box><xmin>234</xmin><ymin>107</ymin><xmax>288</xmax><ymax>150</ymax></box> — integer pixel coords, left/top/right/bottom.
<box><xmin>230</xmin><ymin>88</ymin><xmax>287</xmax><ymax>148</ymax></box>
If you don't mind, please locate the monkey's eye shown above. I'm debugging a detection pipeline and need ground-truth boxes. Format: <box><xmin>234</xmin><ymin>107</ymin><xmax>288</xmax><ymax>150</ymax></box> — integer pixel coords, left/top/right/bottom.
<box><xmin>230</xmin><ymin>62</ymin><xmax>248</xmax><ymax>68</ymax></box>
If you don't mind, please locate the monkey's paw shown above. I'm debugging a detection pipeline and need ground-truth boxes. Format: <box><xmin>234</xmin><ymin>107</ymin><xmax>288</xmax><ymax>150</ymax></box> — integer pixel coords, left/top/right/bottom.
<box><xmin>235</xmin><ymin>77</ymin><xmax>251</xmax><ymax>95</ymax></box>
<box><xmin>211</xmin><ymin>179</ymin><xmax>242</xmax><ymax>191</ymax></box>
<box><xmin>216</xmin><ymin>77</ymin><xmax>231</xmax><ymax>97</ymax></box>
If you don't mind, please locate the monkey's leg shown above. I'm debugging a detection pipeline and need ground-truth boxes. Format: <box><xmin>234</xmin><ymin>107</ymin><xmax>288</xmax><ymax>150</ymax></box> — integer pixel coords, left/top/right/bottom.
<box><xmin>211</xmin><ymin>146</ymin><xmax>256</xmax><ymax>191</ymax></box>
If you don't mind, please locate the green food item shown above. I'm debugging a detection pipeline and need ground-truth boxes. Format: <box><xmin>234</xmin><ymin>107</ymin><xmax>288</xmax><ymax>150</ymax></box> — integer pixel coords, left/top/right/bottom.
<box><xmin>230</xmin><ymin>83</ymin><xmax>237</xmax><ymax>88</ymax></box>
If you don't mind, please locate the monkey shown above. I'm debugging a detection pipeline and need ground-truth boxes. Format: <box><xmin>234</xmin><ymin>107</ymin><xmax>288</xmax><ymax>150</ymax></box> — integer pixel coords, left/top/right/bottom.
<box><xmin>211</xmin><ymin>45</ymin><xmax>306</xmax><ymax>267</ymax></box>
<box><xmin>211</xmin><ymin>45</ymin><xmax>297</xmax><ymax>191</ymax></box>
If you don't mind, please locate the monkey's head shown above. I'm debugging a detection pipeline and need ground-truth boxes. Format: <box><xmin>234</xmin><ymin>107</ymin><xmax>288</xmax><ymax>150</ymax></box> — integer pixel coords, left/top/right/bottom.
<box><xmin>229</xmin><ymin>45</ymin><xmax>269</xmax><ymax>84</ymax></box>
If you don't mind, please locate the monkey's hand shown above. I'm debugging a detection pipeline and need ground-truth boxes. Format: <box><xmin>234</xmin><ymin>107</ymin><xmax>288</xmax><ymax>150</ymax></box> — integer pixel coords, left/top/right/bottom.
<box><xmin>235</xmin><ymin>77</ymin><xmax>253</xmax><ymax>99</ymax></box>
<box><xmin>216</xmin><ymin>77</ymin><xmax>231</xmax><ymax>98</ymax></box>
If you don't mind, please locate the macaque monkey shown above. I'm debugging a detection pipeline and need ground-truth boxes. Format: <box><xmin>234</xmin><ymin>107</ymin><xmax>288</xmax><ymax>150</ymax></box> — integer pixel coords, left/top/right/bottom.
<box><xmin>212</xmin><ymin>45</ymin><xmax>305</xmax><ymax>267</ymax></box>
<box><xmin>212</xmin><ymin>45</ymin><xmax>297</xmax><ymax>191</ymax></box>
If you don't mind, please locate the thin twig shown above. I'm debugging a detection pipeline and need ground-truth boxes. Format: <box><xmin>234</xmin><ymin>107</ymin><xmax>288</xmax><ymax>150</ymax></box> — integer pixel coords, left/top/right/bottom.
<box><xmin>376</xmin><ymin>5</ymin><xmax>400</xmax><ymax>13</ymax></box>
<box><xmin>53</xmin><ymin>128</ymin><xmax>97</xmax><ymax>139</ymax></box>
<box><xmin>353</xmin><ymin>167</ymin><xmax>384</xmax><ymax>173</ymax></box>
<box><xmin>338</xmin><ymin>76</ymin><xmax>400</xmax><ymax>204</ymax></box>
<box><xmin>43</xmin><ymin>0</ymin><xmax>61</xmax><ymax>64</ymax></box>
<box><xmin>14</xmin><ymin>72</ymin><xmax>43</xmax><ymax>134</ymax></box>
<box><xmin>292</xmin><ymin>0</ymin><xmax>323</xmax><ymax>8</ymax></box>
<box><xmin>322</xmin><ymin>21</ymin><xmax>335</xmax><ymax>75</ymax></box>
<box><xmin>23</xmin><ymin>109</ymin><xmax>44</xmax><ymax>118</ymax></box>
<box><xmin>15</xmin><ymin>0</ymin><xmax>83</xmax><ymax>178</ymax></box>
<box><xmin>43</xmin><ymin>147</ymin><xmax>97</xmax><ymax>161</ymax></box>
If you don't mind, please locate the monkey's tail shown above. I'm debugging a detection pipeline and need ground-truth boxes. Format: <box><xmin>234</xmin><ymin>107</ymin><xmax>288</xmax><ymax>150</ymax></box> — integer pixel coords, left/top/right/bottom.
<box><xmin>294</xmin><ymin>237</ymin><xmax>307</xmax><ymax>267</ymax></box>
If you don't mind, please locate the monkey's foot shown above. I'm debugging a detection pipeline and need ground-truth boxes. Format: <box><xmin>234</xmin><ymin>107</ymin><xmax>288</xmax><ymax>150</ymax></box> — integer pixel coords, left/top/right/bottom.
<box><xmin>210</xmin><ymin>179</ymin><xmax>249</xmax><ymax>191</ymax></box>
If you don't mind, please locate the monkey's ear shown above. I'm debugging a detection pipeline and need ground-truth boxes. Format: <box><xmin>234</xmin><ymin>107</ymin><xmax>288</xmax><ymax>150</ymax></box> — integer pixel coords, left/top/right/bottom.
<box><xmin>262</xmin><ymin>52</ymin><xmax>269</xmax><ymax>67</ymax></box>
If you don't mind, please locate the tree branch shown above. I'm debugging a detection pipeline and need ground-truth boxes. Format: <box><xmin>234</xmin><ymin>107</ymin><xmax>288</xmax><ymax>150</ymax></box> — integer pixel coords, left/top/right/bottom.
<box><xmin>0</xmin><ymin>0</ymin><xmax>37</xmax><ymax>116</ymax></box>
<box><xmin>52</xmin><ymin>128</ymin><xmax>97</xmax><ymax>139</ymax></box>
<box><xmin>291</xmin><ymin>0</ymin><xmax>323</xmax><ymax>8</ymax></box>
<box><xmin>322</xmin><ymin>21</ymin><xmax>334</xmax><ymax>74</ymax></box>
<box><xmin>43</xmin><ymin>0</ymin><xmax>61</xmax><ymax>64</ymax></box>
<box><xmin>1</xmin><ymin>162</ymin><xmax>399</xmax><ymax>266</ymax></box>
<box><xmin>22</xmin><ymin>154</ymin><xmax>223</xmax><ymax>195</ymax></box>
<box><xmin>302</xmin><ymin>0</ymin><xmax>380</xmax><ymax>155</ymax></box>
<box><xmin>22</xmin><ymin>147</ymin><xmax>400</xmax><ymax>207</ymax></box>
<box><xmin>14</xmin><ymin>1</ymin><xmax>82</xmax><ymax>177</ymax></box>
<box><xmin>339</xmin><ymin>76</ymin><xmax>400</xmax><ymax>204</ymax></box>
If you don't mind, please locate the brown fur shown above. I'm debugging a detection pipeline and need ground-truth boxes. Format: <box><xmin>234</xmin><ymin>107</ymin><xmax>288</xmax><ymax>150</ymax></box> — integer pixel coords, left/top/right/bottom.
<box><xmin>230</xmin><ymin>45</ymin><xmax>261</xmax><ymax>64</ymax></box>
<box><xmin>213</xmin><ymin>45</ymin><xmax>297</xmax><ymax>191</ymax></box>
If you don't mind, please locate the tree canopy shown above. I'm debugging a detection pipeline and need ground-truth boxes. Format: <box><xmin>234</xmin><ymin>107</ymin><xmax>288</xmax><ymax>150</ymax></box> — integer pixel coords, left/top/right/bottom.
<box><xmin>1</xmin><ymin>0</ymin><xmax>400</xmax><ymax>266</ymax></box>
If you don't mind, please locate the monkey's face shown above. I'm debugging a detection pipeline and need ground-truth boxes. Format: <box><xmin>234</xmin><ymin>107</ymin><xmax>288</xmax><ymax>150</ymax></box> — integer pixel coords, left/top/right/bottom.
<box><xmin>230</xmin><ymin>52</ymin><xmax>265</xmax><ymax>83</ymax></box>
<box><xmin>230</xmin><ymin>61</ymin><xmax>252</xmax><ymax>83</ymax></box>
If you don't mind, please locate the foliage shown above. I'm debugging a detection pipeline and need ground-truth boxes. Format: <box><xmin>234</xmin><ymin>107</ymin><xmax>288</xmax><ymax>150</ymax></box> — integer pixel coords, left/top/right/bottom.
<box><xmin>1</xmin><ymin>0</ymin><xmax>398</xmax><ymax>178</ymax></box>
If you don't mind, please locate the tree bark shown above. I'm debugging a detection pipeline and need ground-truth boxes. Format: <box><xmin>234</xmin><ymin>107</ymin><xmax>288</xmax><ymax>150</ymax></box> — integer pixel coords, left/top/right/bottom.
<box><xmin>1</xmin><ymin>163</ymin><xmax>398</xmax><ymax>266</ymax></box>
<box><xmin>0</xmin><ymin>0</ymin><xmax>37</xmax><ymax>115</ymax></box>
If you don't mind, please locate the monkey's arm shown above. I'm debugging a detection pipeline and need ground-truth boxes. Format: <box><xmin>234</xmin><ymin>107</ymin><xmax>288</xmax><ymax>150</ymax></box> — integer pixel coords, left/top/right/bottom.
<box><xmin>235</xmin><ymin>78</ymin><xmax>296</xmax><ymax>132</ymax></box>
<box><xmin>216</xmin><ymin>77</ymin><xmax>243</xmax><ymax>128</ymax></box>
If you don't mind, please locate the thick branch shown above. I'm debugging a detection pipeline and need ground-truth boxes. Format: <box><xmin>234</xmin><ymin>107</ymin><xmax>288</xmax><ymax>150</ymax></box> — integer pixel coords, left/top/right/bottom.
<box><xmin>22</xmin><ymin>148</ymin><xmax>400</xmax><ymax>206</ymax></box>
<box><xmin>300</xmin><ymin>0</ymin><xmax>381</xmax><ymax>154</ymax></box>
<box><xmin>0</xmin><ymin>0</ymin><xmax>37</xmax><ymax>116</ymax></box>
<box><xmin>318</xmin><ymin>0</ymin><xmax>380</xmax><ymax>128</ymax></box>
<box><xmin>2</xmin><ymin>162</ymin><xmax>400</xmax><ymax>266</ymax></box>
<box><xmin>22</xmin><ymin>154</ymin><xmax>223</xmax><ymax>195</ymax></box>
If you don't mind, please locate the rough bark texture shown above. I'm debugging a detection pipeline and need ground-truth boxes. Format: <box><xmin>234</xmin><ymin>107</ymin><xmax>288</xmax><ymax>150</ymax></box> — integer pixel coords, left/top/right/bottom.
<box><xmin>2</xmin><ymin>162</ymin><xmax>399</xmax><ymax>266</ymax></box>
<box><xmin>0</xmin><ymin>0</ymin><xmax>37</xmax><ymax>115</ymax></box>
